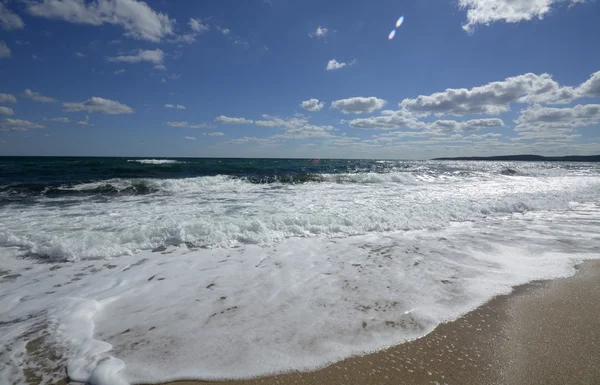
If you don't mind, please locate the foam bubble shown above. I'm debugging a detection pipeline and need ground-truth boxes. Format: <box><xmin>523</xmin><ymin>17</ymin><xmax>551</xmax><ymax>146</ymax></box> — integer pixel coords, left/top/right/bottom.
<box><xmin>2</xmin><ymin>205</ymin><xmax>599</xmax><ymax>384</ymax></box>
<box><xmin>127</xmin><ymin>159</ymin><xmax>182</xmax><ymax>165</ymax></box>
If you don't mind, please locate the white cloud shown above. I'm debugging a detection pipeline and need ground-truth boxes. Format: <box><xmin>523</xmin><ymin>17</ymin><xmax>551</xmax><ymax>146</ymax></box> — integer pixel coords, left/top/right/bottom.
<box><xmin>326</xmin><ymin>59</ymin><xmax>353</xmax><ymax>71</ymax></box>
<box><xmin>510</xmin><ymin>131</ymin><xmax>580</xmax><ymax>141</ymax></box>
<box><xmin>48</xmin><ymin>117</ymin><xmax>71</xmax><ymax>123</ymax></box>
<box><xmin>63</xmin><ymin>97</ymin><xmax>134</xmax><ymax>114</ymax></box>
<box><xmin>254</xmin><ymin>115</ymin><xmax>308</xmax><ymax>129</ymax></box>
<box><xmin>272</xmin><ymin>124</ymin><xmax>336</xmax><ymax>140</ymax></box>
<box><xmin>515</xmin><ymin>103</ymin><xmax>600</xmax><ymax>133</ymax></box>
<box><xmin>185</xmin><ymin>136</ymin><xmax>196</xmax><ymax>140</ymax></box>
<box><xmin>576</xmin><ymin>70</ymin><xmax>600</xmax><ymax>98</ymax></box>
<box><xmin>167</xmin><ymin>33</ymin><xmax>197</xmax><ymax>44</ymax></box>
<box><xmin>462</xmin><ymin>133</ymin><xmax>503</xmax><ymax>140</ymax></box>
<box><xmin>165</xmin><ymin>104</ymin><xmax>186</xmax><ymax>110</ymax></box>
<box><xmin>32</xmin><ymin>54</ymin><xmax>41</xmax><ymax>60</ymax></box>
<box><xmin>77</xmin><ymin>116</ymin><xmax>90</xmax><ymax>125</ymax></box>
<box><xmin>0</xmin><ymin>3</ymin><xmax>25</xmax><ymax>30</ymax></box>
<box><xmin>106</xmin><ymin>49</ymin><xmax>163</xmax><ymax>64</ymax></box>
<box><xmin>458</xmin><ymin>0</ymin><xmax>585</xmax><ymax>33</ymax></box>
<box><xmin>309</xmin><ymin>26</ymin><xmax>328</xmax><ymax>38</ymax></box>
<box><xmin>0</xmin><ymin>93</ymin><xmax>16</xmax><ymax>103</ymax></box>
<box><xmin>114</xmin><ymin>69</ymin><xmax>125</xmax><ymax>75</ymax></box>
<box><xmin>27</xmin><ymin>0</ymin><xmax>175</xmax><ymax>42</ymax></box>
<box><xmin>427</xmin><ymin>118</ymin><xmax>505</xmax><ymax>132</ymax></box>
<box><xmin>15</xmin><ymin>40</ymin><xmax>31</xmax><ymax>45</ymax></box>
<box><xmin>226</xmin><ymin>136</ymin><xmax>267</xmax><ymax>145</ymax></box>
<box><xmin>349</xmin><ymin>109</ymin><xmax>425</xmax><ymax>130</ymax></box>
<box><xmin>0</xmin><ymin>118</ymin><xmax>44</xmax><ymax>131</ymax></box>
<box><xmin>153</xmin><ymin>64</ymin><xmax>167</xmax><ymax>71</ymax></box>
<box><xmin>215</xmin><ymin>115</ymin><xmax>254</xmax><ymax>124</ymax></box>
<box><xmin>167</xmin><ymin>74</ymin><xmax>180</xmax><ymax>80</ymax></box>
<box><xmin>0</xmin><ymin>41</ymin><xmax>11</xmax><ymax>58</ymax></box>
<box><xmin>75</xmin><ymin>52</ymin><xmax>85</xmax><ymax>57</ymax></box>
<box><xmin>203</xmin><ymin>132</ymin><xmax>225</xmax><ymax>136</ymax></box>
<box><xmin>166</xmin><ymin>121</ymin><xmax>210</xmax><ymax>128</ymax></box>
<box><xmin>189</xmin><ymin>18</ymin><xmax>209</xmax><ymax>33</ymax></box>
<box><xmin>300</xmin><ymin>99</ymin><xmax>324</xmax><ymax>112</ymax></box>
<box><xmin>331</xmin><ymin>97</ymin><xmax>387</xmax><ymax>114</ymax></box>
<box><xmin>23</xmin><ymin>89</ymin><xmax>58</xmax><ymax>103</ymax></box>
<box><xmin>0</xmin><ymin>107</ymin><xmax>14</xmax><ymax>115</ymax></box>
<box><xmin>216</xmin><ymin>26</ymin><xmax>231</xmax><ymax>36</ymax></box>
<box><xmin>401</xmin><ymin>73</ymin><xmax>575</xmax><ymax>116</ymax></box>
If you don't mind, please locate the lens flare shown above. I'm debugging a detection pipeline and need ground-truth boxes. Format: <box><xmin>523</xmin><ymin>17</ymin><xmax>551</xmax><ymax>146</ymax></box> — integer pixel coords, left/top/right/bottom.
<box><xmin>396</xmin><ymin>16</ymin><xmax>404</xmax><ymax>28</ymax></box>
<box><xmin>388</xmin><ymin>29</ymin><xmax>396</xmax><ymax>40</ymax></box>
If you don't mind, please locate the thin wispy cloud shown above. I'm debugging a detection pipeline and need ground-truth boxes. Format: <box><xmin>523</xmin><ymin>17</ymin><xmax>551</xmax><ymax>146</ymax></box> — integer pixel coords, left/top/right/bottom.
<box><xmin>26</xmin><ymin>0</ymin><xmax>175</xmax><ymax>42</ymax></box>
<box><xmin>63</xmin><ymin>97</ymin><xmax>134</xmax><ymax>114</ymax></box>
<box><xmin>22</xmin><ymin>89</ymin><xmax>57</xmax><ymax>103</ymax></box>
<box><xmin>106</xmin><ymin>49</ymin><xmax>164</xmax><ymax>64</ymax></box>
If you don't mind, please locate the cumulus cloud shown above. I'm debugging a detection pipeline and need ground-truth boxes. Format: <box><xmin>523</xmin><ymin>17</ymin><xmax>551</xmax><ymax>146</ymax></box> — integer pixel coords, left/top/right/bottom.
<box><xmin>510</xmin><ymin>131</ymin><xmax>581</xmax><ymax>141</ymax></box>
<box><xmin>48</xmin><ymin>117</ymin><xmax>71</xmax><ymax>122</ymax></box>
<box><xmin>326</xmin><ymin>59</ymin><xmax>353</xmax><ymax>71</ymax></box>
<box><xmin>254</xmin><ymin>115</ymin><xmax>308</xmax><ymax>129</ymax></box>
<box><xmin>272</xmin><ymin>124</ymin><xmax>336</xmax><ymax>140</ymax></box>
<box><xmin>0</xmin><ymin>41</ymin><xmax>11</xmax><ymax>58</ymax></box>
<box><xmin>23</xmin><ymin>89</ymin><xmax>58</xmax><ymax>103</ymax></box>
<box><xmin>77</xmin><ymin>116</ymin><xmax>90</xmax><ymax>125</ymax></box>
<box><xmin>515</xmin><ymin>104</ymin><xmax>600</xmax><ymax>133</ymax></box>
<box><xmin>216</xmin><ymin>26</ymin><xmax>231</xmax><ymax>36</ymax></box>
<box><xmin>189</xmin><ymin>17</ymin><xmax>209</xmax><ymax>33</ymax></box>
<box><xmin>0</xmin><ymin>93</ymin><xmax>16</xmax><ymax>103</ymax></box>
<box><xmin>203</xmin><ymin>132</ymin><xmax>225</xmax><ymax>136</ymax></box>
<box><xmin>309</xmin><ymin>26</ymin><xmax>328</xmax><ymax>38</ymax></box>
<box><xmin>165</xmin><ymin>104</ymin><xmax>186</xmax><ymax>110</ymax></box>
<box><xmin>0</xmin><ymin>118</ymin><xmax>44</xmax><ymax>131</ymax></box>
<box><xmin>349</xmin><ymin>109</ymin><xmax>426</xmax><ymax>130</ymax></box>
<box><xmin>331</xmin><ymin>97</ymin><xmax>387</xmax><ymax>114</ymax></box>
<box><xmin>0</xmin><ymin>107</ymin><xmax>14</xmax><ymax>115</ymax></box>
<box><xmin>27</xmin><ymin>0</ymin><xmax>175</xmax><ymax>42</ymax></box>
<box><xmin>166</xmin><ymin>121</ymin><xmax>210</xmax><ymax>128</ymax></box>
<box><xmin>576</xmin><ymin>70</ymin><xmax>600</xmax><ymax>98</ymax></box>
<box><xmin>0</xmin><ymin>3</ymin><xmax>25</xmax><ymax>30</ymax></box>
<box><xmin>185</xmin><ymin>136</ymin><xmax>196</xmax><ymax>140</ymax></box>
<box><xmin>458</xmin><ymin>0</ymin><xmax>584</xmax><ymax>33</ymax></box>
<box><xmin>215</xmin><ymin>115</ymin><xmax>254</xmax><ymax>124</ymax></box>
<box><xmin>300</xmin><ymin>99</ymin><xmax>324</xmax><ymax>112</ymax></box>
<box><xmin>106</xmin><ymin>49</ymin><xmax>163</xmax><ymax>64</ymax></box>
<box><xmin>153</xmin><ymin>64</ymin><xmax>166</xmax><ymax>71</ymax></box>
<box><xmin>401</xmin><ymin>73</ymin><xmax>576</xmax><ymax>116</ymax></box>
<box><xmin>427</xmin><ymin>118</ymin><xmax>505</xmax><ymax>132</ymax></box>
<box><xmin>63</xmin><ymin>97</ymin><xmax>134</xmax><ymax>114</ymax></box>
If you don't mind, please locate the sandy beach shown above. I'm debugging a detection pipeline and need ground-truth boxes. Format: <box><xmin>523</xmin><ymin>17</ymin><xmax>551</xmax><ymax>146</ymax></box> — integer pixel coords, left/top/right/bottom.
<box><xmin>151</xmin><ymin>260</ymin><xmax>600</xmax><ymax>385</ymax></box>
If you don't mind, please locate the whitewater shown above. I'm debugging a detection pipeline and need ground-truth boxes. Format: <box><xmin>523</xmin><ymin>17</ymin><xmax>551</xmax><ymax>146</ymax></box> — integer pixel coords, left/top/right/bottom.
<box><xmin>1</xmin><ymin>158</ymin><xmax>599</xmax><ymax>385</ymax></box>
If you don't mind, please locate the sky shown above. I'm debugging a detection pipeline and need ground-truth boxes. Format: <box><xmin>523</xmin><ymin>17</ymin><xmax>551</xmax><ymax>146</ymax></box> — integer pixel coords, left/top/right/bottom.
<box><xmin>0</xmin><ymin>0</ymin><xmax>599</xmax><ymax>159</ymax></box>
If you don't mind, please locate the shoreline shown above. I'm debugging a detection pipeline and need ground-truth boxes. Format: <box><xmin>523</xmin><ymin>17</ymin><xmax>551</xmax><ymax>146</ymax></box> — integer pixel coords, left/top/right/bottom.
<box><xmin>145</xmin><ymin>260</ymin><xmax>600</xmax><ymax>385</ymax></box>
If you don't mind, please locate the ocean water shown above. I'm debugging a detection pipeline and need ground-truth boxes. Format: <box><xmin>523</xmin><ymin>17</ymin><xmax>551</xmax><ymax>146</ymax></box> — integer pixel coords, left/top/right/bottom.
<box><xmin>1</xmin><ymin>157</ymin><xmax>599</xmax><ymax>385</ymax></box>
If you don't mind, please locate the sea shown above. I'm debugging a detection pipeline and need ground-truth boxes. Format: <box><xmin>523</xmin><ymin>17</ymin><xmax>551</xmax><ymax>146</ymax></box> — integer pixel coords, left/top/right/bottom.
<box><xmin>1</xmin><ymin>157</ymin><xmax>599</xmax><ymax>385</ymax></box>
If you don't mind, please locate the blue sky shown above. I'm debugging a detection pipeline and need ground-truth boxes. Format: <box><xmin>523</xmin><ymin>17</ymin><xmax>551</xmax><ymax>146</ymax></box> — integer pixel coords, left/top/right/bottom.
<box><xmin>0</xmin><ymin>0</ymin><xmax>599</xmax><ymax>159</ymax></box>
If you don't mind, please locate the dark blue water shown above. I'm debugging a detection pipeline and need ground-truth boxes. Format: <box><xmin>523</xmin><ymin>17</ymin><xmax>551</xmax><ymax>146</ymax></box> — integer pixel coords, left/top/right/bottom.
<box><xmin>1</xmin><ymin>156</ymin><xmax>597</xmax><ymax>201</ymax></box>
<box><xmin>0</xmin><ymin>157</ymin><xmax>411</xmax><ymax>196</ymax></box>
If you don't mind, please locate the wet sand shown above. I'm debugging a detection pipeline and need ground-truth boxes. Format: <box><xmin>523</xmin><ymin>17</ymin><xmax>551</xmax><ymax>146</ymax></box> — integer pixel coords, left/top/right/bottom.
<box><xmin>151</xmin><ymin>260</ymin><xmax>600</xmax><ymax>385</ymax></box>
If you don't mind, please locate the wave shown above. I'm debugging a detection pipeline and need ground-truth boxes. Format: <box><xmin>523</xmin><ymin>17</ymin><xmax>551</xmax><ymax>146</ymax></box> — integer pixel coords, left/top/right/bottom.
<box><xmin>1</xmin><ymin>173</ymin><xmax>599</xmax><ymax>261</ymax></box>
<box><xmin>127</xmin><ymin>159</ymin><xmax>183</xmax><ymax>165</ymax></box>
<box><xmin>0</xmin><ymin>172</ymin><xmax>480</xmax><ymax>199</ymax></box>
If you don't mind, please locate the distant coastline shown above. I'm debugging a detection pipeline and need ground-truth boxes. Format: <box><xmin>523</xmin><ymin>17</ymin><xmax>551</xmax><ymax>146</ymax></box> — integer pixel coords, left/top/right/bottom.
<box><xmin>432</xmin><ymin>155</ymin><xmax>600</xmax><ymax>162</ymax></box>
